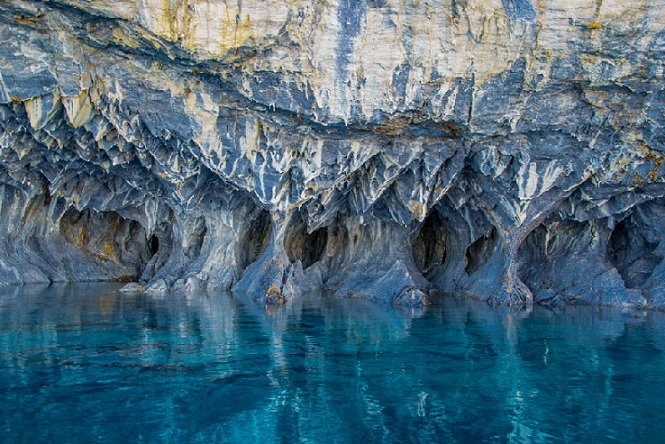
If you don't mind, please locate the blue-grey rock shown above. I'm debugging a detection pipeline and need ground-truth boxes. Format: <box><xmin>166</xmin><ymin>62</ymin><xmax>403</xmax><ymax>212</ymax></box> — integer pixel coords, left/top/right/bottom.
<box><xmin>0</xmin><ymin>0</ymin><xmax>664</xmax><ymax>309</ymax></box>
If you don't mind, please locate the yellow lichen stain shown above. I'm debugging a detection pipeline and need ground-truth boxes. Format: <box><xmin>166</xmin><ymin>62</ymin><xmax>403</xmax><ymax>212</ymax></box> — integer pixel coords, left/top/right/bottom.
<box><xmin>101</xmin><ymin>241</ymin><xmax>119</xmax><ymax>261</ymax></box>
<box><xmin>306</xmin><ymin>183</ymin><xmax>320</xmax><ymax>193</ymax></box>
<box><xmin>373</xmin><ymin>115</ymin><xmax>413</xmax><ymax>136</ymax></box>
<box><xmin>139</xmin><ymin>0</ymin><xmax>258</xmax><ymax>58</ymax></box>
<box><xmin>408</xmin><ymin>200</ymin><xmax>426</xmax><ymax>220</ymax></box>
<box><xmin>634</xmin><ymin>173</ymin><xmax>644</xmax><ymax>188</ymax></box>
<box><xmin>19</xmin><ymin>198</ymin><xmax>42</xmax><ymax>228</ymax></box>
<box><xmin>60</xmin><ymin>224</ymin><xmax>72</xmax><ymax>241</ymax></box>
<box><xmin>266</xmin><ymin>283</ymin><xmax>281</xmax><ymax>297</ymax></box>
<box><xmin>586</xmin><ymin>22</ymin><xmax>603</xmax><ymax>30</ymax></box>
<box><xmin>581</xmin><ymin>54</ymin><xmax>600</xmax><ymax>65</ymax></box>
<box><xmin>265</xmin><ymin>283</ymin><xmax>286</xmax><ymax>304</ymax></box>
<box><xmin>640</xmin><ymin>143</ymin><xmax>665</xmax><ymax>182</ymax></box>
<box><xmin>111</xmin><ymin>26</ymin><xmax>140</xmax><ymax>49</ymax></box>
<box><xmin>25</xmin><ymin>93</ymin><xmax>61</xmax><ymax>130</ymax></box>
<box><xmin>63</xmin><ymin>90</ymin><xmax>93</xmax><ymax>128</ymax></box>
<box><xmin>76</xmin><ymin>226</ymin><xmax>86</xmax><ymax>248</ymax></box>
<box><xmin>13</xmin><ymin>14</ymin><xmax>42</xmax><ymax>26</ymax></box>
<box><xmin>215</xmin><ymin>13</ymin><xmax>255</xmax><ymax>55</ymax></box>
<box><xmin>24</xmin><ymin>97</ymin><xmax>43</xmax><ymax>129</ymax></box>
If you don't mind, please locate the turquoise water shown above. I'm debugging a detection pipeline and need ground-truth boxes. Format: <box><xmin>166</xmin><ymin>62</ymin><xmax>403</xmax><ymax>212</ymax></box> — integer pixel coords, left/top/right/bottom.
<box><xmin>1</xmin><ymin>284</ymin><xmax>664</xmax><ymax>443</ymax></box>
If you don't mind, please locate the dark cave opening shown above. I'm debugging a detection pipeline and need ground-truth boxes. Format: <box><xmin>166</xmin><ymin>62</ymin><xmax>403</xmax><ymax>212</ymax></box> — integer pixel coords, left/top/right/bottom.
<box><xmin>285</xmin><ymin>217</ymin><xmax>328</xmax><ymax>269</ymax></box>
<box><xmin>412</xmin><ymin>211</ymin><xmax>447</xmax><ymax>275</ymax></box>
<box><xmin>237</xmin><ymin>209</ymin><xmax>272</xmax><ymax>270</ymax></box>
<box><xmin>148</xmin><ymin>234</ymin><xmax>159</xmax><ymax>257</ymax></box>
<box><xmin>465</xmin><ymin>227</ymin><xmax>498</xmax><ymax>275</ymax></box>
<box><xmin>608</xmin><ymin>220</ymin><xmax>628</xmax><ymax>270</ymax></box>
<box><xmin>608</xmin><ymin>218</ymin><xmax>659</xmax><ymax>289</ymax></box>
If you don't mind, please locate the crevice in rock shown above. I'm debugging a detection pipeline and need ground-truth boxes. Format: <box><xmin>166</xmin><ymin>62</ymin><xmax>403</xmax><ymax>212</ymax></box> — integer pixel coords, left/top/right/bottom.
<box><xmin>141</xmin><ymin>223</ymin><xmax>173</xmax><ymax>283</ymax></box>
<box><xmin>237</xmin><ymin>209</ymin><xmax>272</xmax><ymax>270</ymax></box>
<box><xmin>608</xmin><ymin>219</ymin><xmax>630</xmax><ymax>283</ymax></box>
<box><xmin>412</xmin><ymin>210</ymin><xmax>447</xmax><ymax>276</ymax></box>
<box><xmin>284</xmin><ymin>216</ymin><xmax>328</xmax><ymax>269</ymax></box>
<box><xmin>464</xmin><ymin>227</ymin><xmax>498</xmax><ymax>275</ymax></box>
<box><xmin>185</xmin><ymin>218</ymin><xmax>207</xmax><ymax>259</ymax></box>
<box><xmin>148</xmin><ymin>234</ymin><xmax>159</xmax><ymax>257</ymax></box>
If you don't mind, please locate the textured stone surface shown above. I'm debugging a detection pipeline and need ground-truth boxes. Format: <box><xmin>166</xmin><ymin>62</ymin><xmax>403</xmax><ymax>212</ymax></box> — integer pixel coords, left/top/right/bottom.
<box><xmin>0</xmin><ymin>0</ymin><xmax>664</xmax><ymax>308</ymax></box>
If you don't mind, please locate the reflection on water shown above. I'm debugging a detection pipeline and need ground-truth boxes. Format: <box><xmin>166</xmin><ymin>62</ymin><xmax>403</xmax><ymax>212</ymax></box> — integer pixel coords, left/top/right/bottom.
<box><xmin>1</xmin><ymin>283</ymin><xmax>664</xmax><ymax>443</ymax></box>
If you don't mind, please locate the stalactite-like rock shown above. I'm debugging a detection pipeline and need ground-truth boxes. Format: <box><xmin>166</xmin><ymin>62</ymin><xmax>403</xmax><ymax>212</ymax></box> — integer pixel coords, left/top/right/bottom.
<box><xmin>0</xmin><ymin>0</ymin><xmax>664</xmax><ymax>308</ymax></box>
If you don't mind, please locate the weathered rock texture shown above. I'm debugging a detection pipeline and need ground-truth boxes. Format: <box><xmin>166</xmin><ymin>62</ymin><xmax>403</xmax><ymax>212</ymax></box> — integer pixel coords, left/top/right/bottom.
<box><xmin>0</xmin><ymin>0</ymin><xmax>664</xmax><ymax>308</ymax></box>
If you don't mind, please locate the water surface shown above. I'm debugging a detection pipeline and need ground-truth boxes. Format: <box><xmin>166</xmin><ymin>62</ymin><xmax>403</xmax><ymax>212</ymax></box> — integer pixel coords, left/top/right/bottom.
<box><xmin>1</xmin><ymin>283</ymin><xmax>664</xmax><ymax>443</ymax></box>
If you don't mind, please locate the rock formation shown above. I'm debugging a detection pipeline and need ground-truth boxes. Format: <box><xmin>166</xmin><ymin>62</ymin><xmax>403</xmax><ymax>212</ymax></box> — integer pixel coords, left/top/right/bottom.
<box><xmin>0</xmin><ymin>0</ymin><xmax>664</xmax><ymax>309</ymax></box>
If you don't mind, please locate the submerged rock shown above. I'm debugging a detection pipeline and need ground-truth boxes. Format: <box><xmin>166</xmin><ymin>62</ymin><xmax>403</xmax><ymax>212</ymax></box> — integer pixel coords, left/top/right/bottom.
<box><xmin>0</xmin><ymin>0</ymin><xmax>664</xmax><ymax>309</ymax></box>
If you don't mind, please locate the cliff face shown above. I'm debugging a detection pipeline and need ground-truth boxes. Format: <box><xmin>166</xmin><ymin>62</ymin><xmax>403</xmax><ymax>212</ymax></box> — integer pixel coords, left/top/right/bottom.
<box><xmin>1</xmin><ymin>0</ymin><xmax>664</xmax><ymax>308</ymax></box>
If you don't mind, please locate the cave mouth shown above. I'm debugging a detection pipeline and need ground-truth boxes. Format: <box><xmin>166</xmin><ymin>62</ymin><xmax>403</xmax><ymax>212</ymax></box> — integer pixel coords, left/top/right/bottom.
<box><xmin>608</xmin><ymin>217</ymin><xmax>659</xmax><ymax>288</ymax></box>
<box><xmin>412</xmin><ymin>211</ymin><xmax>447</xmax><ymax>275</ymax></box>
<box><xmin>285</xmin><ymin>217</ymin><xmax>328</xmax><ymax>269</ymax></box>
<box><xmin>465</xmin><ymin>227</ymin><xmax>498</xmax><ymax>275</ymax></box>
<box><xmin>237</xmin><ymin>209</ymin><xmax>272</xmax><ymax>270</ymax></box>
<box><xmin>148</xmin><ymin>234</ymin><xmax>159</xmax><ymax>257</ymax></box>
<box><xmin>58</xmin><ymin>206</ymin><xmax>153</xmax><ymax>280</ymax></box>
<box><xmin>516</xmin><ymin>223</ymin><xmax>557</xmax><ymax>296</ymax></box>
<box><xmin>608</xmin><ymin>219</ymin><xmax>630</xmax><ymax>269</ymax></box>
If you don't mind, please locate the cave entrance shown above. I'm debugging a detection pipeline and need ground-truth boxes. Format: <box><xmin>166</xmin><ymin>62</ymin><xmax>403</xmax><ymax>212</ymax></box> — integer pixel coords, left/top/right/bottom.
<box><xmin>608</xmin><ymin>217</ymin><xmax>659</xmax><ymax>289</ymax></box>
<box><xmin>465</xmin><ymin>227</ymin><xmax>498</xmax><ymax>275</ymax></box>
<box><xmin>237</xmin><ymin>209</ymin><xmax>272</xmax><ymax>270</ymax></box>
<box><xmin>58</xmin><ymin>206</ymin><xmax>153</xmax><ymax>281</ymax></box>
<box><xmin>412</xmin><ymin>211</ymin><xmax>447</xmax><ymax>275</ymax></box>
<box><xmin>285</xmin><ymin>217</ymin><xmax>328</xmax><ymax>269</ymax></box>
<box><xmin>148</xmin><ymin>234</ymin><xmax>160</xmax><ymax>257</ymax></box>
<box><xmin>608</xmin><ymin>219</ymin><xmax>629</xmax><ymax>272</ymax></box>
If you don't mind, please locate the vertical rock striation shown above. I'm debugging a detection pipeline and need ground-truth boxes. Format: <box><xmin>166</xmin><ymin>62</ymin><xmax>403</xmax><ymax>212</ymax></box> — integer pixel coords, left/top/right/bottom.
<box><xmin>0</xmin><ymin>0</ymin><xmax>664</xmax><ymax>308</ymax></box>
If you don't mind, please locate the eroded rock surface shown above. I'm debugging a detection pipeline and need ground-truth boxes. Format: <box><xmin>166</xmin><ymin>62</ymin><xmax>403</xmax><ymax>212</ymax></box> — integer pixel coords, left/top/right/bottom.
<box><xmin>0</xmin><ymin>0</ymin><xmax>664</xmax><ymax>308</ymax></box>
